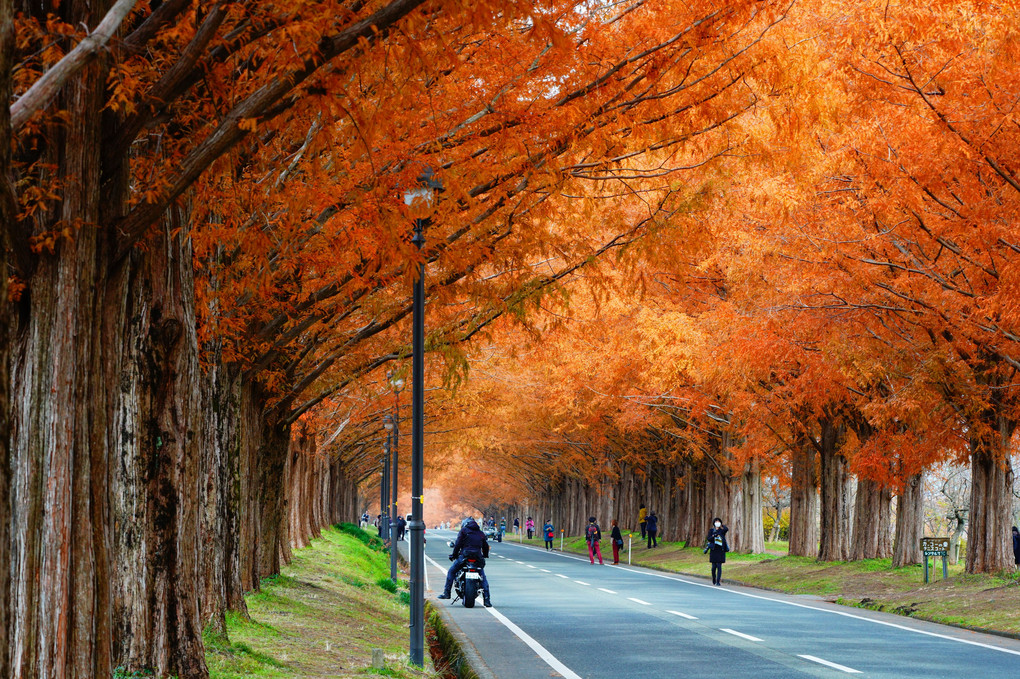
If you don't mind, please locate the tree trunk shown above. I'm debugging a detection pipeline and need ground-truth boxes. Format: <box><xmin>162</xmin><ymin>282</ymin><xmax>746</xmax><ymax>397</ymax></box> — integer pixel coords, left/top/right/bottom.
<box><xmin>892</xmin><ymin>472</ymin><xmax>923</xmax><ymax>567</ymax></box>
<box><xmin>966</xmin><ymin>445</ymin><xmax>1014</xmax><ymax>573</ymax></box>
<box><xmin>850</xmin><ymin>478</ymin><xmax>892</xmax><ymax>560</ymax></box>
<box><xmin>788</xmin><ymin>441</ymin><xmax>818</xmax><ymax>557</ymax></box>
<box><xmin>0</xmin><ymin>0</ymin><xmax>15</xmax><ymax>673</ymax></box>
<box><xmin>741</xmin><ymin>458</ymin><xmax>765</xmax><ymax>554</ymax></box>
<box><xmin>818</xmin><ymin>419</ymin><xmax>851</xmax><ymax>561</ymax></box>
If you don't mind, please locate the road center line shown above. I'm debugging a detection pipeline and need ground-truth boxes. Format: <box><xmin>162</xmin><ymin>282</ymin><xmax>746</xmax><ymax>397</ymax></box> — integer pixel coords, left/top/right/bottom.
<box><xmin>721</xmin><ymin>628</ymin><xmax>762</xmax><ymax>642</ymax></box>
<box><xmin>798</xmin><ymin>655</ymin><xmax>861</xmax><ymax>674</ymax></box>
<box><xmin>556</xmin><ymin>574</ymin><xmax>569</xmax><ymax>578</ymax></box>
<box><xmin>598</xmin><ymin>587</ymin><xmax>617</xmax><ymax>594</ymax></box>
<box><xmin>574</xmin><ymin>580</ymin><xmax>590</xmax><ymax>586</ymax></box>
<box><xmin>526</xmin><ymin>565</ymin><xmax>536</xmax><ymax>569</ymax></box>
<box><xmin>539</xmin><ymin>569</ymin><xmax>550</xmax><ymax>573</ymax></box>
<box><xmin>484</xmin><ymin>607</ymin><xmax>582</xmax><ymax>679</ymax></box>
<box><xmin>668</xmin><ymin>610</ymin><xmax>698</xmax><ymax>620</ymax></box>
<box><xmin>627</xmin><ymin>597</ymin><xmax>651</xmax><ymax>605</ymax></box>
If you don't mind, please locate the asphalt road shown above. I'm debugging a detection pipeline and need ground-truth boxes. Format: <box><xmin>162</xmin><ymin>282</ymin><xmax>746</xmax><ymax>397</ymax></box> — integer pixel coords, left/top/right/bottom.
<box><xmin>420</xmin><ymin>530</ymin><xmax>1020</xmax><ymax>678</ymax></box>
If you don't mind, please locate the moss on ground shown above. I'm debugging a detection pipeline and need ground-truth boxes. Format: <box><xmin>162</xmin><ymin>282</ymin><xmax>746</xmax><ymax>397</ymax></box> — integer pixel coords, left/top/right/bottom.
<box><xmin>205</xmin><ymin>524</ymin><xmax>439</xmax><ymax>678</ymax></box>
<box><xmin>558</xmin><ymin>536</ymin><xmax>1020</xmax><ymax>635</ymax></box>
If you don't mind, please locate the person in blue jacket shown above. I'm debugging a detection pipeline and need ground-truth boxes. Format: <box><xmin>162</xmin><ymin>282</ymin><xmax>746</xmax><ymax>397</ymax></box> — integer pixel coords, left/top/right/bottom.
<box><xmin>543</xmin><ymin>519</ymin><xmax>555</xmax><ymax>550</ymax></box>
<box><xmin>646</xmin><ymin>511</ymin><xmax>659</xmax><ymax>548</ymax></box>
<box><xmin>439</xmin><ymin>518</ymin><xmax>492</xmax><ymax>606</ymax></box>
<box><xmin>704</xmin><ymin>518</ymin><xmax>729</xmax><ymax>585</ymax></box>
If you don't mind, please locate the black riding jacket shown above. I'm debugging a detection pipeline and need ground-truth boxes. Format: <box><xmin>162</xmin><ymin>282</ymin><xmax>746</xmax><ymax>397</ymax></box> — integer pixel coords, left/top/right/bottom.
<box><xmin>451</xmin><ymin>520</ymin><xmax>490</xmax><ymax>561</ymax></box>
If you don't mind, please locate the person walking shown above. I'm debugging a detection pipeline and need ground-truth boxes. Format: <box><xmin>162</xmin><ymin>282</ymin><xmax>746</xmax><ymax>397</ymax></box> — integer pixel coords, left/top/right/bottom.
<box><xmin>499</xmin><ymin>517</ymin><xmax>507</xmax><ymax>540</ymax></box>
<box><xmin>610</xmin><ymin>519</ymin><xmax>624</xmax><ymax>564</ymax></box>
<box><xmin>646</xmin><ymin>511</ymin><xmax>658</xmax><ymax>548</ymax></box>
<box><xmin>704</xmin><ymin>517</ymin><xmax>729</xmax><ymax>585</ymax></box>
<box><xmin>543</xmin><ymin>519</ymin><xmax>555</xmax><ymax>550</ymax></box>
<box><xmin>526</xmin><ymin>516</ymin><xmax>535</xmax><ymax>539</ymax></box>
<box><xmin>513</xmin><ymin>517</ymin><xmax>520</xmax><ymax>534</ymax></box>
<box><xmin>586</xmin><ymin>516</ymin><xmax>604</xmax><ymax>565</ymax></box>
<box><xmin>638</xmin><ymin>503</ymin><xmax>648</xmax><ymax>539</ymax></box>
<box><xmin>1013</xmin><ymin>526</ymin><xmax>1020</xmax><ymax>569</ymax></box>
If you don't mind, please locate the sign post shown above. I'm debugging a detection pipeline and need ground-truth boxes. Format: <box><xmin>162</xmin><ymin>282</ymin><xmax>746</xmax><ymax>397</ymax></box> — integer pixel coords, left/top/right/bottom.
<box><xmin>920</xmin><ymin>537</ymin><xmax>950</xmax><ymax>583</ymax></box>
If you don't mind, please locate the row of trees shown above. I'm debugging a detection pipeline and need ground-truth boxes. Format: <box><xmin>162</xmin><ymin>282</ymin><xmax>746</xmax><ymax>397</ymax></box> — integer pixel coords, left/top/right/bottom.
<box><xmin>436</xmin><ymin>0</ymin><xmax>1020</xmax><ymax>575</ymax></box>
<box><xmin>1</xmin><ymin>1</ymin><xmax>795</xmax><ymax>677</ymax></box>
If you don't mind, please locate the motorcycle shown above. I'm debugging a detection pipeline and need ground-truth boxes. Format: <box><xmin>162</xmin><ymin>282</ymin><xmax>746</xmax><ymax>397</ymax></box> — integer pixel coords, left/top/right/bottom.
<box><xmin>447</xmin><ymin>541</ymin><xmax>485</xmax><ymax>608</ymax></box>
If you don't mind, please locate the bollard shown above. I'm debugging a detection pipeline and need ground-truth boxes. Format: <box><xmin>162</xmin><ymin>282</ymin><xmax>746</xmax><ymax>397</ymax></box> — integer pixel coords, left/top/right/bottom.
<box><xmin>628</xmin><ymin>535</ymin><xmax>632</xmax><ymax>565</ymax></box>
<box><xmin>560</xmin><ymin>529</ymin><xmax>564</xmax><ymax>551</ymax></box>
<box><xmin>372</xmin><ymin>648</ymin><xmax>385</xmax><ymax>669</ymax></box>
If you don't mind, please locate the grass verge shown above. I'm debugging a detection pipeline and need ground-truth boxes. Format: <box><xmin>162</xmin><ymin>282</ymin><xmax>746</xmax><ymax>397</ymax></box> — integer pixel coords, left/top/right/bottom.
<box><xmin>205</xmin><ymin>523</ymin><xmax>440</xmax><ymax>678</ymax></box>
<box><xmin>549</xmin><ymin>534</ymin><xmax>1020</xmax><ymax>636</ymax></box>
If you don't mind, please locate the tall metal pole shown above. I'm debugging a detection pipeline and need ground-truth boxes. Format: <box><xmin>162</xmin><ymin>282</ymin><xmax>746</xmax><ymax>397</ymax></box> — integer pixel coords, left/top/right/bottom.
<box><xmin>379</xmin><ymin>438</ymin><xmax>385</xmax><ymax>538</ymax></box>
<box><xmin>389</xmin><ymin>407</ymin><xmax>399</xmax><ymax>580</ymax></box>
<box><xmin>409</xmin><ymin>215</ymin><xmax>427</xmax><ymax>667</ymax></box>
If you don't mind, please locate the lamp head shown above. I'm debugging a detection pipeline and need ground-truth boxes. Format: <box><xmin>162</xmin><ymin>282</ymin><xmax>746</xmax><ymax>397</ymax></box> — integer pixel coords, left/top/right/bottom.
<box><xmin>384</xmin><ymin>415</ymin><xmax>394</xmax><ymax>432</ymax></box>
<box><xmin>402</xmin><ymin>166</ymin><xmax>444</xmax><ymax>209</ymax></box>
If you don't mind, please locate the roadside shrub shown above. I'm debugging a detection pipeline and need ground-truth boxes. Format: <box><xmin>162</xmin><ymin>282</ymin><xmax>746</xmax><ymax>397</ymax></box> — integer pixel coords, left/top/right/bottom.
<box><xmin>336</xmin><ymin>522</ymin><xmax>385</xmax><ymax>551</ymax></box>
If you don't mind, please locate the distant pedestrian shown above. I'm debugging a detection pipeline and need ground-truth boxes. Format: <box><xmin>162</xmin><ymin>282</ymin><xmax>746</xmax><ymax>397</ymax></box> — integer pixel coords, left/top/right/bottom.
<box><xmin>543</xmin><ymin>519</ymin><xmax>555</xmax><ymax>550</ymax></box>
<box><xmin>638</xmin><ymin>503</ymin><xmax>648</xmax><ymax>539</ymax></box>
<box><xmin>1013</xmin><ymin>526</ymin><xmax>1020</xmax><ymax>568</ymax></box>
<box><xmin>513</xmin><ymin>517</ymin><xmax>520</xmax><ymax>534</ymax></box>
<box><xmin>704</xmin><ymin>517</ymin><xmax>729</xmax><ymax>585</ymax></box>
<box><xmin>499</xmin><ymin>517</ymin><xmax>507</xmax><ymax>540</ymax></box>
<box><xmin>397</xmin><ymin>515</ymin><xmax>408</xmax><ymax>541</ymax></box>
<box><xmin>610</xmin><ymin>519</ymin><xmax>624</xmax><ymax>564</ymax></box>
<box><xmin>360</xmin><ymin>511</ymin><xmax>369</xmax><ymax>529</ymax></box>
<box><xmin>586</xmin><ymin>516</ymin><xmax>604</xmax><ymax>565</ymax></box>
<box><xmin>646</xmin><ymin>511</ymin><xmax>658</xmax><ymax>548</ymax></box>
<box><xmin>526</xmin><ymin>517</ymin><xmax>535</xmax><ymax>539</ymax></box>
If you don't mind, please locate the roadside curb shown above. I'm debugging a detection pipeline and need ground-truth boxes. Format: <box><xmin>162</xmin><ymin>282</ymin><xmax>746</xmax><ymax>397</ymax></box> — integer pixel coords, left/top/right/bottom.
<box><xmin>427</xmin><ymin>600</ymin><xmax>498</xmax><ymax>679</ymax></box>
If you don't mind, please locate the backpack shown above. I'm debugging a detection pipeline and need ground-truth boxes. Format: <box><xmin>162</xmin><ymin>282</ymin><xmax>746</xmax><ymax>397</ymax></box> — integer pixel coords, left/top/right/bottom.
<box><xmin>586</xmin><ymin>523</ymin><xmax>599</xmax><ymax>543</ymax></box>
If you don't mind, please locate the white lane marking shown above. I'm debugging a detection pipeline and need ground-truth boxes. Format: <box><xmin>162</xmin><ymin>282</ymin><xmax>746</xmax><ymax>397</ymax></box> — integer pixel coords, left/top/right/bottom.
<box><xmin>798</xmin><ymin>655</ymin><xmax>861</xmax><ymax>674</ymax></box>
<box><xmin>668</xmin><ymin>610</ymin><xmax>698</xmax><ymax>620</ymax></box>
<box><xmin>539</xmin><ymin>569</ymin><xmax>550</xmax><ymax>573</ymax></box>
<box><xmin>486</xmin><ymin>607</ymin><xmax>582</xmax><ymax>679</ymax></box>
<box><xmin>522</xmin><ymin>547</ymin><xmax>1020</xmax><ymax>659</ymax></box>
<box><xmin>598</xmin><ymin>588</ymin><xmax>617</xmax><ymax>594</ymax></box>
<box><xmin>721</xmin><ymin>628</ymin><xmax>762</xmax><ymax>642</ymax></box>
<box><xmin>515</xmin><ymin>560</ymin><xmax>525</xmax><ymax>565</ymax></box>
<box><xmin>574</xmin><ymin>580</ymin><xmax>590</xmax><ymax>586</ymax></box>
<box><xmin>628</xmin><ymin>597</ymin><xmax>652</xmax><ymax>605</ymax></box>
<box><xmin>526</xmin><ymin>565</ymin><xmax>537</xmax><ymax>569</ymax></box>
<box><xmin>556</xmin><ymin>574</ymin><xmax>569</xmax><ymax>579</ymax></box>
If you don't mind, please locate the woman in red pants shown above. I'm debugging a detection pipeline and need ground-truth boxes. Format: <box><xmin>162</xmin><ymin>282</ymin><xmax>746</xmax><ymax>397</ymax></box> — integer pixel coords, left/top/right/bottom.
<box><xmin>610</xmin><ymin>519</ymin><xmax>623</xmax><ymax>564</ymax></box>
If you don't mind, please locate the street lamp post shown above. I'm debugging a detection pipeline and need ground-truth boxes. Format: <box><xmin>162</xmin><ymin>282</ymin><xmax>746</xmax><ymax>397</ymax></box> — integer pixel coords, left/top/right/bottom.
<box><xmin>386</xmin><ymin>374</ymin><xmax>404</xmax><ymax>582</ymax></box>
<box><xmin>380</xmin><ymin>437</ymin><xmax>390</xmax><ymax>541</ymax></box>
<box><xmin>403</xmin><ymin>167</ymin><xmax>442</xmax><ymax>667</ymax></box>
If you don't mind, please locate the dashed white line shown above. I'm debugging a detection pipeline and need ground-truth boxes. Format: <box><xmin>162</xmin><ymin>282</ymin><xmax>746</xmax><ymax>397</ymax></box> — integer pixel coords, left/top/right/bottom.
<box><xmin>668</xmin><ymin>610</ymin><xmax>698</xmax><ymax>620</ymax></box>
<box><xmin>526</xmin><ymin>565</ymin><xmax>537</xmax><ymax>569</ymax></box>
<box><xmin>556</xmin><ymin>574</ymin><xmax>569</xmax><ymax>579</ymax></box>
<box><xmin>574</xmin><ymin>580</ymin><xmax>590</xmax><ymax>586</ymax></box>
<box><xmin>627</xmin><ymin>597</ymin><xmax>652</xmax><ymax>605</ymax></box>
<box><xmin>515</xmin><ymin>560</ymin><xmax>525</xmax><ymax>565</ymax></box>
<box><xmin>798</xmin><ymin>655</ymin><xmax>861</xmax><ymax>674</ymax></box>
<box><xmin>721</xmin><ymin>628</ymin><xmax>762</xmax><ymax>642</ymax></box>
<box><xmin>598</xmin><ymin>587</ymin><xmax>617</xmax><ymax>594</ymax></box>
<box><xmin>539</xmin><ymin>569</ymin><xmax>550</xmax><ymax>573</ymax></box>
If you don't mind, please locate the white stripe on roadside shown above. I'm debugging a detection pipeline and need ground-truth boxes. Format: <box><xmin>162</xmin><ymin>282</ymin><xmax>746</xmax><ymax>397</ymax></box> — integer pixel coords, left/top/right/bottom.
<box><xmin>627</xmin><ymin>597</ymin><xmax>651</xmax><ymax>605</ymax></box>
<box><xmin>486</xmin><ymin>607</ymin><xmax>582</xmax><ymax>679</ymax></box>
<box><xmin>526</xmin><ymin>565</ymin><xmax>536</xmax><ymax>569</ymax></box>
<box><xmin>574</xmin><ymin>580</ymin><xmax>590</xmax><ymax>586</ymax></box>
<box><xmin>539</xmin><ymin>569</ymin><xmax>550</xmax><ymax>572</ymax></box>
<box><xmin>798</xmin><ymin>655</ymin><xmax>861</xmax><ymax>674</ymax></box>
<box><xmin>556</xmin><ymin>574</ymin><xmax>569</xmax><ymax>578</ymax></box>
<box><xmin>721</xmin><ymin>628</ymin><xmax>762</xmax><ymax>642</ymax></box>
<box><xmin>598</xmin><ymin>588</ymin><xmax>617</xmax><ymax>594</ymax></box>
<box><xmin>668</xmin><ymin>610</ymin><xmax>697</xmax><ymax>620</ymax></box>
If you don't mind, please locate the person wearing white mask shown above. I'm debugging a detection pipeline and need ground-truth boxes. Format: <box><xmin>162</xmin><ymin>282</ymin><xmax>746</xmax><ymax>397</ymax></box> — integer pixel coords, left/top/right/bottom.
<box><xmin>703</xmin><ymin>518</ymin><xmax>729</xmax><ymax>585</ymax></box>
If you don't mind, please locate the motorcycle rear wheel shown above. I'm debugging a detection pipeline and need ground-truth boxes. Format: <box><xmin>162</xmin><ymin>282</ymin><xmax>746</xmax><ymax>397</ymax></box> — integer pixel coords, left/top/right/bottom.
<box><xmin>463</xmin><ymin>578</ymin><xmax>478</xmax><ymax>608</ymax></box>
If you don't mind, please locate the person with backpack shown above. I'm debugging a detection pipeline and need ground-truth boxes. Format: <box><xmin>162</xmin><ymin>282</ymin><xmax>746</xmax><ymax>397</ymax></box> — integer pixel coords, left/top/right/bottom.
<box><xmin>704</xmin><ymin>517</ymin><xmax>729</xmax><ymax>585</ymax></box>
<box><xmin>646</xmin><ymin>511</ymin><xmax>659</xmax><ymax>548</ymax></box>
<box><xmin>638</xmin><ymin>503</ymin><xmax>648</xmax><ymax>539</ymax></box>
<box><xmin>526</xmin><ymin>517</ymin><xmax>535</xmax><ymax>539</ymax></box>
<box><xmin>610</xmin><ymin>519</ymin><xmax>624</xmax><ymax>564</ymax></box>
<box><xmin>513</xmin><ymin>517</ymin><xmax>520</xmax><ymax>534</ymax></box>
<box><xmin>586</xmin><ymin>516</ymin><xmax>604</xmax><ymax>565</ymax></box>
<box><xmin>543</xmin><ymin>519</ymin><xmax>555</xmax><ymax>550</ymax></box>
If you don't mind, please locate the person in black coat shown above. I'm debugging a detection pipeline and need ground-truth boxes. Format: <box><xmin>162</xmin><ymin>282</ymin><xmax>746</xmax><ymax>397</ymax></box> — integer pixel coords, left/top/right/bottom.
<box><xmin>704</xmin><ymin>518</ymin><xmax>729</xmax><ymax>585</ymax></box>
<box><xmin>439</xmin><ymin>518</ymin><xmax>492</xmax><ymax>606</ymax></box>
<box><xmin>1012</xmin><ymin>526</ymin><xmax>1020</xmax><ymax>568</ymax></box>
<box><xmin>610</xmin><ymin>519</ymin><xmax>624</xmax><ymax>564</ymax></box>
<box><xmin>646</xmin><ymin>511</ymin><xmax>659</xmax><ymax>548</ymax></box>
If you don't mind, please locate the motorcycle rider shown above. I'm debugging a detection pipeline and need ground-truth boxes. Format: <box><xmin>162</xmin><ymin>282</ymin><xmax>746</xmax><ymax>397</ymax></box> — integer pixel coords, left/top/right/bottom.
<box><xmin>438</xmin><ymin>518</ymin><xmax>492</xmax><ymax>607</ymax></box>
